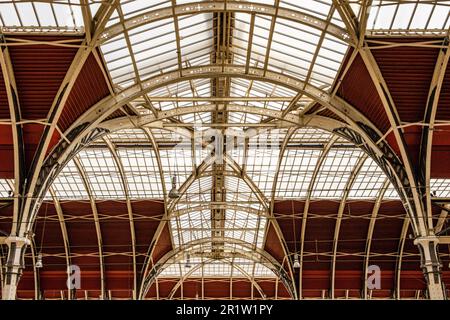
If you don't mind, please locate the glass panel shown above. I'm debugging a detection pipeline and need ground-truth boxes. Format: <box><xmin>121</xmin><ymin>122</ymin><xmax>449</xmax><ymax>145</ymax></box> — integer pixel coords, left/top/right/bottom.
<box><xmin>311</xmin><ymin>148</ymin><xmax>362</xmax><ymax>198</ymax></box>
<box><xmin>0</xmin><ymin>0</ymin><xmax>84</xmax><ymax>33</ymax></box>
<box><xmin>0</xmin><ymin>179</ymin><xmax>12</xmax><ymax>198</ymax></box>
<box><xmin>430</xmin><ymin>179</ymin><xmax>450</xmax><ymax>198</ymax></box>
<box><xmin>367</xmin><ymin>1</ymin><xmax>450</xmax><ymax>35</ymax></box>
<box><xmin>245</xmin><ymin>129</ymin><xmax>284</xmax><ymax>198</ymax></box>
<box><xmin>158</xmin><ymin>256</ymin><xmax>276</xmax><ymax>278</ymax></box>
<box><xmin>77</xmin><ymin>148</ymin><xmax>126</xmax><ymax>199</ymax></box>
<box><xmin>349</xmin><ymin>157</ymin><xmax>386</xmax><ymax>199</ymax></box>
<box><xmin>118</xmin><ymin>148</ymin><xmax>164</xmax><ymax>199</ymax></box>
<box><xmin>52</xmin><ymin>160</ymin><xmax>89</xmax><ymax>199</ymax></box>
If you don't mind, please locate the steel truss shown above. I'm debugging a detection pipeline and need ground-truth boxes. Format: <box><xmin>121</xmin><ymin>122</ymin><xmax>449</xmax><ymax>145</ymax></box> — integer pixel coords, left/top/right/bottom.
<box><xmin>1</xmin><ymin>0</ymin><xmax>449</xmax><ymax>300</ymax></box>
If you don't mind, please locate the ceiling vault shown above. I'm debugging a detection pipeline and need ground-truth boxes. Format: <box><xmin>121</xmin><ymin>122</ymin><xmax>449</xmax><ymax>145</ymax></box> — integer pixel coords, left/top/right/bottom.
<box><xmin>0</xmin><ymin>0</ymin><xmax>449</xmax><ymax>300</ymax></box>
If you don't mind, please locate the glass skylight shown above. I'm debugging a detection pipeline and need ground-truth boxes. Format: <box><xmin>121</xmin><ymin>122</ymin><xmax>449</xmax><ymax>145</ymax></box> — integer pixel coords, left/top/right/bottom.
<box><xmin>77</xmin><ymin>148</ymin><xmax>126</xmax><ymax>199</ymax></box>
<box><xmin>430</xmin><ymin>179</ymin><xmax>450</xmax><ymax>198</ymax></box>
<box><xmin>367</xmin><ymin>1</ymin><xmax>450</xmax><ymax>34</ymax></box>
<box><xmin>348</xmin><ymin>157</ymin><xmax>386</xmax><ymax>199</ymax></box>
<box><xmin>311</xmin><ymin>148</ymin><xmax>363</xmax><ymax>198</ymax></box>
<box><xmin>158</xmin><ymin>256</ymin><xmax>276</xmax><ymax>278</ymax></box>
<box><xmin>0</xmin><ymin>179</ymin><xmax>12</xmax><ymax>198</ymax></box>
<box><xmin>245</xmin><ymin>129</ymin><xmax>284</xmax><ymax>199</ymax></box>
<box><xmin>6</xmin><ymin>0</ymin><xmax>445</xmax><ymax>291</ymax></box>
<box><xmin>0</xmin><ymin>0</ymin><xmax>84</xmax><ymax>33</ymax></box>
<box><xmin>276</xmin><ymin>148</ymin><xmax>321</xmax><ymax>199</ymax></box>
<box><xmin>118</xmin><ymin>148</ymin><xmax>164</xmax><ymax>199</ymax></box>
<box><xmin>52</xmin><ymin>159</ymin><xmax>89</xmax><ymax>200</ymax></box>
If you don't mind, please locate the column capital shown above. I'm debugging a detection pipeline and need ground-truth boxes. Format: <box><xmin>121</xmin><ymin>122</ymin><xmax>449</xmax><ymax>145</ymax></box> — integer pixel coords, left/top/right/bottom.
<box><xmin>413</xmin><ymin>235</ymin><xmax>439</xmax><ymax>246</ymax></box>
<box><xmin>4</xmin><ymin>236</ymin><xmax>31</xmax><ymax>247</ymax></box>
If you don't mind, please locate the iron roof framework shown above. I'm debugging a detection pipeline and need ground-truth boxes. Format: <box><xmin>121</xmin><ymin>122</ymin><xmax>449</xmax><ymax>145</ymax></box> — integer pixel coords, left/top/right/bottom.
<box><xmin>0</xmin><ymin>0</ymin><xmax>449</xmax><ymax>300</ymax></box>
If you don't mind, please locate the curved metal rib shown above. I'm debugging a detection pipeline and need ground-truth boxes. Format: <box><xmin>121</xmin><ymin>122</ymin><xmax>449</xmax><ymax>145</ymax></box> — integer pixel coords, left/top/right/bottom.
<box><xmin>103</xmin><ymin>137</ymin><xmax>138</xmax><ymax>299</ymax></box>
<box><xmin>73</xmin><ymin>157</ymin><xmax>106</xmax><ymax>299</ymax></box>
<box><xmin>299</xmin><ymin>136</ymin><xmax>338</xmax><ymax>298</ymax></box>
<box><xmin>330</xmin><ymin>154</ymin><xmax>367</xmax><ymax>299</ymax></box>
<box><xmin>362</xmin><ymin>178</ymin><xmax>389</xmax><ymax>299</ymax></box>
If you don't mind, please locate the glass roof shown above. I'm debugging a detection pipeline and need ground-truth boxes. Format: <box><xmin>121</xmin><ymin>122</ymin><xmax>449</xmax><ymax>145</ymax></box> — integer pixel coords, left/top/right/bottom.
<box><xmin>158</xmin><ymin>242</ymin><xmax>277</xmax><ymax>279</ymax></box>
<box><xmin>159</xmin><ymin>256</ymin><xmax>276</xmax><ymax>278</ymax></box>
<box><xmin>0</xmin><ymin>0</ymin><xmax>84</xmax><ymax>33</ymax></box>
<box><xmin>367</xmin><ymin>1</ymin><xmax>450</xmax><ymax>35</ymax></box>
<box><xmin>3</xmin><ymin>0</ymin><xmax>450</xmax><ymax>289</ymax></box>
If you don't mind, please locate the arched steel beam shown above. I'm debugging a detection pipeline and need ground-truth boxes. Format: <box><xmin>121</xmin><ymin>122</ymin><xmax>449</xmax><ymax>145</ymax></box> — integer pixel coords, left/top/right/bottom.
<box><xmin>330</xmin><ymin>154</ymin><xmax>368</xmax><ymax>299</ymax></box>
<box><xmin>0</xmin><ymin>42</ymin><xmax>27</xmax><ymax>300</ymax></box>
<box><xmin>103</xmin><ymin>137</ymin><xmax>138</xmax><ymax>299</ymax></box>
<box><xmin>263</xmin><ymin>127</ymin><xmax>300</xmax><ymax>297</ymax></box>
<box><xmin>362</xmin><ymin>178</ymin><xmax>390</xmax><ymax>299</ymax></box>
<box><xmin>103</xmin><ymin>105</ymin><xmax>346</xmax><ymax>132</ymax></box>
<box><xmin>419</xmin><ymin>37</ymin><xmax>450</xmax><ymax>231</ymax></box>
<box><xmin>73</xmin><ymin>157</ymin><xmax>106</xmax><ymax>299</ymax></box>
<box><xmin>20</xmin><ymin>1</ymin><xmax>119</xmax><ymax>237</ymax></box>
<box><xmin>137</xmin><ymin>127</ymin><xmax>172</xmax><ymax>292</ymax></box>
<box><xmin>140</xmin><ymin>237</ymin><xmax>295</xmax><ymax>299</ymax></box>
<box><xmin>359</xmin><ymin>48</ymin><xmax>425</xmax><ymax>236</ymax></box>
<box><xmin>0</xmin><ymin>39</ymin><xmax>25</xmax><ymax>236</ymax></box>
<box><xmin>337</xmin><ymin>7</ymin><xmax>440</xmax><ymax>296</ymax></box>
<box><xmin>99</xmin><ymin>1</ymin><xmax>350</xmax><ymax>45</ymax></box>
<box><xmin>394</xmin><ymin>216</ymin><xmax>411</xmax><ymax>300</ymax></box>
<box><xmin>166</xmin><ymin>257</ymin><xmax>267</xmax><ymax>300</ymax></box>
<box><xmin>223</xmin><ymin>154</ymin><xmax>269</xmax><ymax>209</ymax></box>
<box><xmin>49</xmin><ymin>187</ymin><xmax>73</xmax><ymax>299</ymax></box>
<box><xmin>358</xmin><ymin>47</ymin><xmax>447</xmax><ymax>299</ymax></box>
<box><xmin>299</xmin><ymin>136</ymin><xmax>339</xmax><ymax>298</ymax></box>
<box><xmin>71</xmin><ymin>66</ymin><xmax>377</xmax><ymax>136</ymax></box>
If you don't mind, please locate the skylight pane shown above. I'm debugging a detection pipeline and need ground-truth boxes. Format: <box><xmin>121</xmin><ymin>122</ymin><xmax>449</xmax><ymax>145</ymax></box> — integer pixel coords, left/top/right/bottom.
<box><xmin>348</xmin><ymin>157</ymin><xmax>386</xmax><ymax>199</ymax></box>
<box><xmin>131</xmin><ymin>19</ymin><xmax>178</xmax><ymax>80</ymax></box>
<box><xmin>118</xmin><ymin>148</ymin><xmax>164</xmax><ymax>199</ymax></box>
<box><xmin>430</xmin><ymin>179</ymin><xmax>450</xmax><ymax>198</ymax></box>
<box><xmin>52</xmin><ymin>160</ymin><xmax>89</xmax><ymax>199</ymax></box>
<box><xmin>0</xmin><ymin>179</ymin><xmax>12</xmax><ymax>198</ymax></box>
<box><xmin>179</xmin><ymin>14</ymin><xmax>213</xmax><ymax>67</ymax></box>
<box><xmin>246</xmin><ymin>129</ymin><xmax>284</xmax><ymax>198</ymax></box>
<box><xmin>367</xmin><ymin>1</ymin><xmax>450</xmax><ymax>35</ymax></box>
<box><xmin>276</xmin><ymin>149</ymin><xmax>320</xmax><ymax>199</ymax></box>
<box><xmin>0</xmin><ymin>1</ymin><xmax>84</xmax><ymax>33</ymax></box>
<box><xmin>15</xmin><ymin>2</ymin><xmax>38</xmax><ymax>26</ymax></box>
<box><xmin>280</xmin><ymin>0</ymin><xmax>331</xmax><ymax>21</ymax></box>
<box><xmin>312</xmin><ymin>148</ymin><xmax>362</xmax><ymax>198</ymax></box>
<box><xmin>0</xmin><ymin>4</ymin><xmax>20</xmax><ymax>26</ymax></box>
<box><xmin>269</xmin><ymin>18</ymin><xmax>320</xmax><ymax>81</ymax></box>
<box><xmin>78</xmin><ymin>148</ymin><xmax>126</xmax><ymax>199</ymax></box>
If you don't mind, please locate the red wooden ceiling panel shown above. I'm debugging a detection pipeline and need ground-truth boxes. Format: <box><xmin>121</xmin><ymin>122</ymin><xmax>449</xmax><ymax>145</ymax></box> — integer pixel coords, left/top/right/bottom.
<box><xmin>58</xmin><ymin>52</ymin><xmax>110</xmax><ymax>132</ymax></box>
<box><xmin>8</xmin><ymin>36</ymin><xmax>80</xmax><ymax>120</ymax></box>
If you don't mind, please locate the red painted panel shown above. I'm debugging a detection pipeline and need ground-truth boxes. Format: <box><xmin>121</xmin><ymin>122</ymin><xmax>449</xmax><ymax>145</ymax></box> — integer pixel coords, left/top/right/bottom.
<box><xmin>8</xmin><ymin>36</ymin><xmax>80</xmax><ymax>120</ymax></box>
<box><xmin>58</xmin><ymin>52</ymin><xmax>110</xmax><ymax>132</ymax></box>
<box><xmin>337</xmin><ymin>53</ymin><xmax>389</xmax><ymax>132</ymax></box>
<box><xmin>371</xmin><ymin>38</ymin><xmax>440</xmax><ymax>123</ymax></box>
